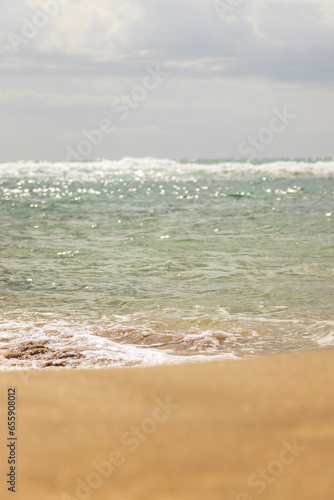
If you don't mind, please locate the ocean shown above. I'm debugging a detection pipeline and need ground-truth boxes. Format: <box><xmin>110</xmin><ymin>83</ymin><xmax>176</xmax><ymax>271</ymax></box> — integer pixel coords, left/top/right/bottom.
<box><xmin>0</xmin><ymin>158</ymin><xmax>333</xmax><ymax>369</ymax></box>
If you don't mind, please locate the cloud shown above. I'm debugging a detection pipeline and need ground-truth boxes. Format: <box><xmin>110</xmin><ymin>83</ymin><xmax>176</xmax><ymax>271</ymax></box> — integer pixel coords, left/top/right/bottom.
<box><xmin>0</xmin><ymin>0</ymin><xmax>334</xmax><ymax>160</ymax></box>
<box><xmin>0</xmin><ymin>0</ymin><xmax>333</xmax><ymax>83</ymax></box>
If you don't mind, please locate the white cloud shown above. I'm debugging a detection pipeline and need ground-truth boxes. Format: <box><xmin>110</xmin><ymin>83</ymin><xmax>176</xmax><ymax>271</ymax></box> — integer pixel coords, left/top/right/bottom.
<box><xmin>0</xmin><ymin>0</ymin><xmax>334</xmax><ymax>159</ymax></box>
<box><xmin>1</xmin><ymin>0</ymin><xmax>334</xmax><ymax>82</ymax></box>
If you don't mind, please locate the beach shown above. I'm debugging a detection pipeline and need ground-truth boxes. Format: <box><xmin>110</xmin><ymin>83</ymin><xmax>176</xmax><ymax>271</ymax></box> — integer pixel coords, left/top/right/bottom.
<box><xmin>2</xmin><ymin>0</ymin><xmax>334</xmax><ymax>497</ymax></box>
<box><xmin>0</xmin><ymin>159</ymin><xmax>333</xmax><ymax>498</ymax></box>
<box><xmin>1</xmin><ymin>349</ymin><xmax>333</xmax><ymax>500</ymax></box>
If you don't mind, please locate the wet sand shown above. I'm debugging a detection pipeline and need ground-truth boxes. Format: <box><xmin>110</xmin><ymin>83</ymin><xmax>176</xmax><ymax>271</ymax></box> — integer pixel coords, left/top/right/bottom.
<box><xmin>0</xmin><ymin>349</ymin><xmax>334</xmax><ymax>500</ymax></box>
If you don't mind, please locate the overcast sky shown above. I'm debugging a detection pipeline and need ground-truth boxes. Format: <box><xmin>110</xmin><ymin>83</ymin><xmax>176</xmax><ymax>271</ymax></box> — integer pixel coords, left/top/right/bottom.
<box><xmin>1</xmin><ymin>0</ymin><xmax>334</xmax><ymax>161</ymax></box>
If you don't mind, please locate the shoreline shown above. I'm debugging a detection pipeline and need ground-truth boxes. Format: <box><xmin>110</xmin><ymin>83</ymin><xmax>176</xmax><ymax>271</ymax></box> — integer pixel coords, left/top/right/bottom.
<box><xmin>1</xmin><ymin>349</ymin><xmax>334</xmax><ymax>499</ymax></box>
<box><xmin>0</xmin><ymin>345</ymin><xmax>329</xmax><ymax>373</ymax></box>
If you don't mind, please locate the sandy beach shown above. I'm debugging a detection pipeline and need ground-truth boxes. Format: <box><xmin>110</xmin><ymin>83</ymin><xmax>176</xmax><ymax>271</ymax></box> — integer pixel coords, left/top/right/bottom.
<box><xmin>0</xmin><ymin>349</ymin><xmax>333</xmax><ymax>500</ymax></box>
<box><xmin>2</xmin><ymin>0</ymin><xmax>334</xmax><ymax>498</ymax></box>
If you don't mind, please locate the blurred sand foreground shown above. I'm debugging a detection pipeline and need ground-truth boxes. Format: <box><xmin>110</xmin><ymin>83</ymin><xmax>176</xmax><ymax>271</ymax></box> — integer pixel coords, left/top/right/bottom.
<box><xmin>0</xmin><ymin>350</ymin><xmax>334</xmax><ymax>500</ymax></box>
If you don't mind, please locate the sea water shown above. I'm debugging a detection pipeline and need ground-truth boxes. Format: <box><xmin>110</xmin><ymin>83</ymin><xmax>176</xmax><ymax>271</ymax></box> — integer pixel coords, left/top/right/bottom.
<box><xmin>0</xmin><ymin>158</ymin><xmax>333</xmax><ymax>369</ymax></box>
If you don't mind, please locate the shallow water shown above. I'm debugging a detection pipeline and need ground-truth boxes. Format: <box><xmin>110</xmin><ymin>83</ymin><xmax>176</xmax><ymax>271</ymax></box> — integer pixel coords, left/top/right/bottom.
<box><xmin>0</xmin><ymin>158</ymin><xmax>333</xmax><ymax>369</ymax></box>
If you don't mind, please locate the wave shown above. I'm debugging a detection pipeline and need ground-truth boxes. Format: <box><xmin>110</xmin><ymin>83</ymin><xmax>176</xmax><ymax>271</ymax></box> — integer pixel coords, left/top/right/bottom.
<box><xmin>0</xmin><ymin>319</ymin><xmax>238</xmax><ymax>371</ymax></box>
<box><xmin>0</xmin><ymin>158</ymin><xmax>333</xmax><ymax>179</ymax></box>
<box><xmin>0</xmin><ymin>314</ymin><xmax>332</xmax><ymax>370</ymax></box>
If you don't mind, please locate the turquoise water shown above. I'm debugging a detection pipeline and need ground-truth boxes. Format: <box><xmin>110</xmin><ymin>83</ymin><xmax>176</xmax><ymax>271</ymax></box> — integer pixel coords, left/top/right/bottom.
<box><xmin>0</xmin><ymin>158</ymin><xmax>333</xmax><ymax>369</ymax></box>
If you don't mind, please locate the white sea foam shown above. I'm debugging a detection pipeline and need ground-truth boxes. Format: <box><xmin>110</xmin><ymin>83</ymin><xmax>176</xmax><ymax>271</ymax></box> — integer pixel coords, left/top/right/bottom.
<box><xmin>0</xmin><ymin>314</ymin><xmax>331</xmax><ymax>370</ymax></box>
<box><xmin>0</xmin><ymin>319</ymin><xmax>238</xmax><ymax>371</ymax></box>
<box><xmin>0</xmin><ymin>158</ymin><xmax>333</xmax><ymax>179</ymax></box>
<box><xmin>315</xmin><ymin>326</ymin><xmax>334</xmax><ymax>347</ymax></box>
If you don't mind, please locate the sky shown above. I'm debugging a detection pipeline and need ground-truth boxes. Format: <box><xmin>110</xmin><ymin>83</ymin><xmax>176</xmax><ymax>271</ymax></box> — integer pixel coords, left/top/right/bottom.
<box><xmin>0</xmin><ymin>0</ymin><xmax>334</xmax><ymax>161</ymax></box>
